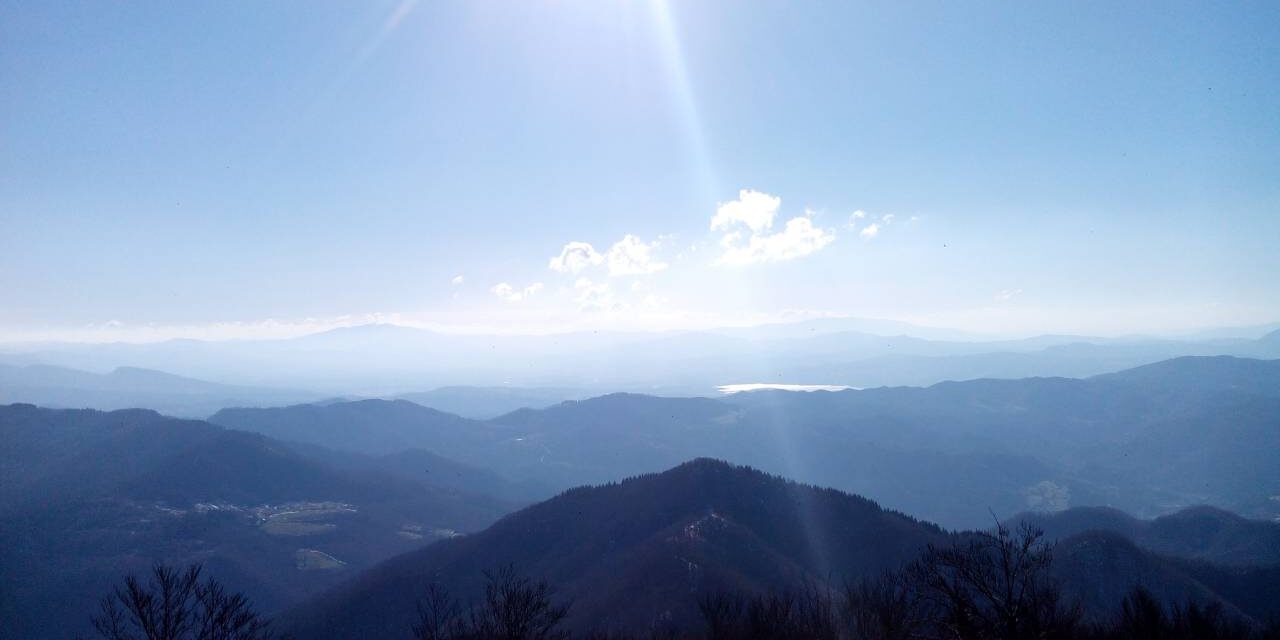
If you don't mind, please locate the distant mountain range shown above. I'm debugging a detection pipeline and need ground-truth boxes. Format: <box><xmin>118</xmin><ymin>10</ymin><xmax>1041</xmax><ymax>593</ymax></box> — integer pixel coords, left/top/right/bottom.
<box><xmin>212</xmin><ymin>356</ymin><xmax>1280</xmax><ymax>528</ymax></box>
<box><xmin>0</xmin><ymin>404</ymin><xmax>516</xmax><ymax>639</ymax></box>
<box><xmin>394</xmin><ymin>386</ymin><xmax>588</xmax><ymax>419</ymax></box>
<box><xmin>7</xmin><ymin>378</ymin><xmax>1279</xmax><ymax>638</ymax></box>
<box><xmin>5</xmin><ymin>350</ymin><xmax>1279</xmax><ymax>638</ymax></box>
<box><xmin>3</xmin><ymin>320</ymin><xmax>1277</xmax><ymax>394</ymax></box>
<box><xmin>0</xmin><ymin>363</ymin><xmax>320</xmax><ymax>417</ymax></box>
<box><xmin>0</xmin><ymin>361</ymin><xmax>588</xmax><ymax>421</ymax></box>
<box><xmin>281</xmin><ymin>459</ymin><xmax>1280</xmax><ymax>638</ymax></box>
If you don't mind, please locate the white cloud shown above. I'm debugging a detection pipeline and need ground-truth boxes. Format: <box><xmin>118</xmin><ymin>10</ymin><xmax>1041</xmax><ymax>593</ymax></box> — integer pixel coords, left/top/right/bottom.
<box><xmin>716</xmin><ymin>216</ymin><xmax>835</xmax><ymax>266</ymax></box>
<box><xmin>710</xmin><ymin>189</ymin><xmax>780</xmax><ymax>233</ymax></box>
<box><xmin>491</xmin><ymin>281</ymin><xmax>544</xmax><ymax>302</ymax></box>
<box><xmin>995</xmin><ymin>288</ymin><xmax>1024</xmax><ymax>302</ymax></box>
<box><xmin>548</xmin><ymin>242</ymin><xmax>603</xmax><ymax>273</ymax></box>
<box><xmin>859</xmin><ymin>223</ymin><xmax>880</xmax><ymax>239</ymax></box>
<box><xmin>712</xmin><ymin>190</ymin><xmax>835</xmax><ymax>266</ymax></box>
<box><xmin>606</xmin><ymin>235</ymin><xmax>668</xmax><ymax>276</ymax></box>
<box><xmin>852</xmin><ymin>209</ymin><xmax>867</xmax><ymax>219</ymax></box>
<box><xmin>881</xmin><ymin>214</ymin><xmax>896</xmax><ymax>224</ymax></box>
<box><xmin>450</xmin><ymin>275</ymin><xmax>464</xmax><ymax>285</ymax></box>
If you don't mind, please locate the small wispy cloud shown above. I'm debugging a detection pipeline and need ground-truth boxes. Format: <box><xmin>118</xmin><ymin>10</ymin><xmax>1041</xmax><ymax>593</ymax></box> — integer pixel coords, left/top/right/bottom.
<box><xmin>491</xmin><ymin>281</ymin><xmax>544</xmax><ymax>302</ymax></box>
<box><xmin>859</xmin><ymin>223</ymin><xmax>880</xmax><ymax>239</ymax></box>
<box><xmin>548</xmin><ymin>242</ymin><xmax>603</xmax><ymax>274</ymax></box>
<box><xmin>994</xmin><ymin>288</ymin><xmax>1024</xmax><ymax>302</ymax></box>
<box><xmin>606</xmin><ymin>235</ymin><xmax>668</xmax><ymax>276</ymax></box>
<box><xmin>574</xmin><ymin>277</ymin><xmax>622</xmax><ymax>312</ymax></box>
<box><xmin>450</xmin><ymin>275</ymin><xmax>464</xmax><ymax>285</ymax></box>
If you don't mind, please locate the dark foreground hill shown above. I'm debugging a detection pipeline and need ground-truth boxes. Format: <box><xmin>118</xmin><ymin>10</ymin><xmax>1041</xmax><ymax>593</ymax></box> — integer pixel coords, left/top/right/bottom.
<box><xmin>1052</xmin><ymin>530</ymin><xmax>1280</xmax><ymax>624</ymax></box>
<box><xmin>281</xmin><ymin>459</ymin><xmax>950</xmax><ymax>638</ymax></box>
<box><xmin>284</xmin><ymin>459</ymin><xmax>1280</xmax><ymax>638</ymax></box>
<box><xmin>0</xmin><ymin>404</ymin><xmax>514</xmax><ymax>640</ymax></box>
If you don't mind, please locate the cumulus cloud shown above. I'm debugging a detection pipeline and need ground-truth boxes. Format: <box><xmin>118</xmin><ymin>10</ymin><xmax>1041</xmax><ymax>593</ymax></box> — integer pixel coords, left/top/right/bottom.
<box><xmin>548</xmin><ymin>242</ymin><xmax>603</xmax><ymax>273</ymax></box>
<box><xmin>717</xmin><ymin>216</ymin><xmax>835</xmax><ymax>266</ymax></box>
<box><xmin>606</xmin><ymin>235</ymin><xmax>668</xmax><ymax>276</ymax></box>
<box><xmin>852</xmin><ymin>209</ymin><xmax>867</xmax><ymax>220</ymax></box>
<box><xmin>712</xmin><ymin>190</ymin><xmax>835</xmax><ymax>266</ymax></box>
<box><xmin>859</xmin><ymin>223</ymin><xmax>880</xmax><ymax>239</ymax></box>
<box><xmin>710</xmin><ymin>189</ymin><xmax>781</xmax><ymax>233</ymax></box>
<box><xmin>881</xmin><ymin>213</ymin><xmax>896</xmax><ymax>225</ymax></box>
<box><xmin>450</xmin><ymin>275</ymin><xmax>464</xmax><ymax>285</ymax></box>
<box><xmin>491</xmin><ymin>281</ymin><xmax>544</xmax><ymax>302</ymax></box>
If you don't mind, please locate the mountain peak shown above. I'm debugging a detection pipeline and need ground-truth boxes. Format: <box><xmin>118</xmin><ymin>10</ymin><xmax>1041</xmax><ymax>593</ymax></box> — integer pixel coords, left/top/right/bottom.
<box><xmin>281</xmin><ymin>458</ymin><xmax>947</xmax><ymax>638</ymax></box>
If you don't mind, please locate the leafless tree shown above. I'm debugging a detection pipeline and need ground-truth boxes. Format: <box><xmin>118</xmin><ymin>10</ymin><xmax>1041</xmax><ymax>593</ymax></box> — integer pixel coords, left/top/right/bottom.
<box><xmin>906</xmin><ymin>520</ymin><xmax>1080</xmax><ymax>640</ymax></box>
<box><xmin>412</xmin><ymin>583</ymin><xmax>468</xmax><ymax>640</ymax></box>
<box><xmin>697</xmin><ymin>584</ymin><xmax>839</xmax><ymax>640</ymax></box>
<box><xmin>843</xmin><ymin>570</ymin><xmax>929</xmax><ymax>640</ymax></box>
<box><xmin>469</xmin><ymin>565</ymin><xmax>571</xmax><ymax>640</ymax></box>
<box><xmin>91</xmin><ymin>564</ymin><xmax>273</xmax><ymax>640</ymax></box>
<box><xmin>412</xmin><ymin>565</ymin><xmax>570</xmax><ymax>640</ymax></box>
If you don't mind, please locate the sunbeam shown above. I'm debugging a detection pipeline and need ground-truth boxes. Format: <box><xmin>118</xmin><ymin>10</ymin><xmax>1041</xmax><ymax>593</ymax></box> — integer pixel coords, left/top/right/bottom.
<box><xmin>648</xmin><ymin>0</ymin><xmax>720</xmax><ymax>204</ymax></box>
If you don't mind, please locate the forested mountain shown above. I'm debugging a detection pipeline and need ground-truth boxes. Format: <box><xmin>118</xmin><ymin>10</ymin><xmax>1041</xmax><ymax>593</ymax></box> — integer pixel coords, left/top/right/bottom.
<box><xmin>281</xmin><ymin>459</ymin><xmax>949</xmax><ymax>638</ymax></box>
<box><xmin>8</xmin><ymin>355</ymin><xmax>1277</xmax><ymax>637</ymax></box>
<box><xmin>1017</xmin><ymin>505</ymin><xmax>1280</xmax><ymax>567</ymax></box>
<box><xmin>211</xmin><ymin>399</ymin><xmax>502</xmax><ymax>456</ymax></box>
<box><xmin>1051</xmin><ymin>531</ymin><xmax>1280</xmax><ymax>624</ymax></box>
<box><xmin>284</xmin><ymin>460</ymin><xmax>1280</xmax><ymax>639</ymax></box>
<box><xmin>212</xmin><ymin>356</ymin><xmax>1280</xmax><ymax>528</ymax></box>
<box><xmin>0</xmin><ymin>404</ymin><xmax>514</xmax><ymax>639</ymax></box>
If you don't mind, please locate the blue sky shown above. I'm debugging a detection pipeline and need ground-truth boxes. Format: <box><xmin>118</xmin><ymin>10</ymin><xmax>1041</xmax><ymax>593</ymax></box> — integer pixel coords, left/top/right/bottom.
<box><xmin>2</xmin><ymin>1</ymin><xmax>1277</xmax><ymax>341</ymax></box>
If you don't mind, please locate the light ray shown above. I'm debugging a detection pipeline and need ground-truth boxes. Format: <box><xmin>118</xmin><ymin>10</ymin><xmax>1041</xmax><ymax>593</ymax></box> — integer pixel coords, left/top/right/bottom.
<box><xmin>648</xmin><ymin>0</ymin><xmax>720</xmax><ymax>204</ymax></box>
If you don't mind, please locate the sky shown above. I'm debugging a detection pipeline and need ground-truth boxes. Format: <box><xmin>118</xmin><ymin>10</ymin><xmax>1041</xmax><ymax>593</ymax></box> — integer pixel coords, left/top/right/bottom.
<box><xmin>2</xmin><ymin>1</ymin><xmax>1278</xmax><ymax>342</ymax></box>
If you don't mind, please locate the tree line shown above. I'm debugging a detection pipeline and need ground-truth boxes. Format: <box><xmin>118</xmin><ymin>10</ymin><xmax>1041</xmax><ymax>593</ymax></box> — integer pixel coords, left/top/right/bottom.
<box><xmin>85</xmin><ymin>522</ymin><xmax>1279</xmax><ymax>640</ymax></box>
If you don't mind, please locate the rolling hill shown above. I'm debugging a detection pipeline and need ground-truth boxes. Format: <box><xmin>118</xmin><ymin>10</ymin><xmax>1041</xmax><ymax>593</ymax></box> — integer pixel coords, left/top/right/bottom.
<box><xmin>210</xmin><ymin>356</ymin><xmax>1280</xmax><ymax>528</ymax></box>
<box><xmin>0</xmin><ymin>404</ymin><xmax>515</xmax><ymax>640</ymax></box>
<box><xmin>1017</xmin><ymin>505</ymin><xmax>1280</xmax><ymax>567</ymax></box>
